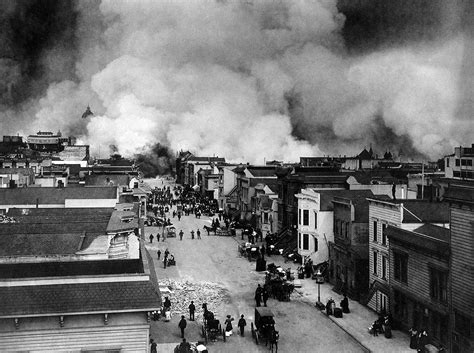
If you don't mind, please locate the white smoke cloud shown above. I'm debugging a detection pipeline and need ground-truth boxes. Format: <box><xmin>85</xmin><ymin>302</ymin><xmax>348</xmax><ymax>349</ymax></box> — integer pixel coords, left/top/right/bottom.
<box><xmin>9</xmin><ymin>0</ymin><xmax>471</xmax><ymax>163</ymax></box>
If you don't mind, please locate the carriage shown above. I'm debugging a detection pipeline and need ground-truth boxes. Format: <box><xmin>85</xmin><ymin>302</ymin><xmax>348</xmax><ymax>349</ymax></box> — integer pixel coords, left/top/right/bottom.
<box><xmin>264</xmin><ymin>265</ymin><xmax>295</xmax><ymax>301</ymax></box>
<box><xmin>251</xmin><ymin>307</ymin><xmax>279</xmax><ymax>352</ymax></box>
<box><xmin>201</xmin><ymin>303</ymin><xmax>226</xmax><ymax>344</ymax></box>
<box><xmin>165</xmin><ymin>225</ymin><xmax>176</xmax><ymax>237</ymax></box>
<box><xmin>238</xmin><ymin>242</ymin><xmax>259</xmax><ymax>261</ymax></box>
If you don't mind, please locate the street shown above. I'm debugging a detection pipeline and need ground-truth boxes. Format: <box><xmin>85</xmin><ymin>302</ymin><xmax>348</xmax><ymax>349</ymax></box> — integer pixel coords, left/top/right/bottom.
<box><xmin>144</xmin><ymin>177</ymin><xmax>367</xmax><ymax>353</ymax></box>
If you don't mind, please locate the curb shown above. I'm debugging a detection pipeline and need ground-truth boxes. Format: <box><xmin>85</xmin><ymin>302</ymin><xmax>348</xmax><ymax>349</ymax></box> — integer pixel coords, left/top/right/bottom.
<box><xmin>321</xmin><ymin>309</ymin><xmax>372</xmax><ymax>353</ymax></box>
<box><xmin>298</xmin><ymin>298</ymin><xmax>372</xmax><ymax>353</ymax></box>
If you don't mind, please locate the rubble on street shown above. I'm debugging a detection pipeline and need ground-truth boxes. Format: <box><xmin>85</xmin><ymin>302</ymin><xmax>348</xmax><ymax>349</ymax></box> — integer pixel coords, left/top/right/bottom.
<box><xmin>159</xmin><ymin>279</ymin><xmax>229</xmax><ymax>321</ymax></box>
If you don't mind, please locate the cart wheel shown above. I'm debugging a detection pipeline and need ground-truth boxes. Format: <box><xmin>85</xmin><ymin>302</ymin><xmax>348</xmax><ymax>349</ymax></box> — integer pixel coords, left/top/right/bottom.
<box><xmin>251</xmin><ymin>322</ymin><xmax>255</xmax><ymax>339</ymax></box>
<box><xmin>255</xmin><ymin>332</ymin><xmax>259</xmax><ymax>345</ymax></box>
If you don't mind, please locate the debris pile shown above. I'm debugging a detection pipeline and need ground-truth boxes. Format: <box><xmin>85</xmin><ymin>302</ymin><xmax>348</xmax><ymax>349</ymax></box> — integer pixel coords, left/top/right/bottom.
<box><xmin>159</xmin><ymin>279</ymin><xmax>229</xmax><ymax>320</ymax></box>
<box><xmin>0</xmin><ymin>215</ymin><xmax>16</xmax><ymax>223</ymax></box>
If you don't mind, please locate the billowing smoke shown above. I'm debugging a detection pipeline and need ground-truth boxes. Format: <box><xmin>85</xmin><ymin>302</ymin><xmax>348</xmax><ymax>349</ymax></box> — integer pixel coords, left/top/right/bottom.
<box><xmin>134</xmin><ymin>143</ymin><xmax>174</xmax><ymax>177</ymax></box>
<box><xmin>0</xmin><ymin>0</ymin><xmax>472</xmax><ymax>163</ymax></box>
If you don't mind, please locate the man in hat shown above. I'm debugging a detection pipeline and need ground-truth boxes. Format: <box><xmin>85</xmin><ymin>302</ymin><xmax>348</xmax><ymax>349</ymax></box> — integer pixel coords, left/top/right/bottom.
<box><xmin>255</xmin><ymin>284</ymin><xmax>263</xmax><ymax>307</ymax></box>
<box><xmin>238</xmin><ymin>314</ymin><xmax>247</xmax><ymax>336</ymax></box>
<box><xmin>188</xmin><ymin>301</ymin><xmax>195</xmax><ymax>321</ymax></box>
<box><xmin>178</xmin><ymin>315</ymin><xmax>187</xmax><ymax>338</ymax></box>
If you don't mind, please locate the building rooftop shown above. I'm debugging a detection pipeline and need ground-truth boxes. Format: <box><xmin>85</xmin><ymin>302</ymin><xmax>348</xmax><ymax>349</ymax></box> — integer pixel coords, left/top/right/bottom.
<box><xmin>386</xmin><ymin>224</ymin><xmax>449</xmax><ymax>257</ymax></box>
<box><xmin>84</xmin><ymin>174</ymin><xmax>131</xmax><ymax>186</ymax></box>
<box><xmin>106</xmin><ymin>210</ymin><xmax>138</xmax><ymax>233</ymax></box>
<box><xmin>443</xmin><ymin>184</ymin><xmax>474</xmax><ymax>205</ymax></box>
<box><xmin>319</xmin><ymin>190</ymin><xmax>375</xmax><ymax>215</ymax></box>
<box><xmin>332</xmin><ymin>191</ymin><xmax>375</xmax><ymax>222</ymax></box>
<box><xmin>0</xmin><ymin>233</ymin><xmax>86</xmax><ymax>257</ymax></box>
<box><xmin>367</xmin><ymin>198</ymin><xmax>450</xmax><ymax>223</ymax></box>
<box><xmin>0</xmin><ymin>259</ymin><xmax>143</xmax><ymax>279</ymax></box>
<box><xmin>188</xmin><ymin>156</ymin><xmax>225</xmax><ymax>163</ymax></box>
<box><xmin>402</xmin><ymin>201</ymin><xmax>450</xmax><ymax>223</ymax></box>
<box><xmin>246</xmin><ymin>166</ymin><xmax>277</xmax><ymax>178</ymax></box>
<box><xmin>0</xmin><ymin>280</ymin><xmax>161</xmax><ymax>318</ymax></box>
<box><xmin>0</xmin><ymin>168</ymin><xmax>35</xmax><ymax>176</ymax></box>
<box><xmin>0</xmin><ymin>187</ymin><xmax>117</xmax><ymax>205</ymax></box>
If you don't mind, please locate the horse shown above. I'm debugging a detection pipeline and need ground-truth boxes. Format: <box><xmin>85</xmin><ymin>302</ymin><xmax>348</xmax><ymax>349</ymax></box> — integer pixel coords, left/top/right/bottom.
<box><xmin>203</xmin><ymin>225</ymin><xmax>216</xmax><ymax>235</ymax></box>
<box><xmin>265</xmin><ymin>329</ymin><xmax>279</xmax><ymax>353</ymax></box>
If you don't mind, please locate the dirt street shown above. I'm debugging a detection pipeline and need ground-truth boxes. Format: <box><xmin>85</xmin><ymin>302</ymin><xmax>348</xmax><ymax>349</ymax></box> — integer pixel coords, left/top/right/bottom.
<box><xmin>144</xmin><ymin>177</ymin><xmax>366</xmax><ymax>353</ymax></box>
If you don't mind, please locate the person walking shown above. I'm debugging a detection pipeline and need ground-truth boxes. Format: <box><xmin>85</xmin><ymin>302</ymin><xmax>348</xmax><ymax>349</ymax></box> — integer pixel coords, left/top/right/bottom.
<box><xmin>150</xmin><ymin>338</ymin><xmax>157</xmax><ymax>353</ymax></box>
<box><xmin>149</xmin><ymin>234</ymin><xmax>154</xmax><ymax>243</ymax></box>
<box><xmin>191</xmin><ymin>230</ymin><xmax>195</xmax><ymax>239</ymax></box>
<box><xmin>188</xmin><ymin>301</ymin><xmax>195</xmax><ymax>321</ymax></box>
<box><xmin>156</xmin><ymin>232</ymin><xmax>160</xmax><ymax>242</ymax></box>
<box><xmin>255</xmin><ymin>284</ymin><xmax>263</xmax><ymax>307</ymax></box>
<box><xmin>157</xmin><ymin>249</ymin><xmax>161</xmax><ymax>260</ymax></box>
<box><xmin>238</xmin><ymin>314</ymin><xmax>246</xmax><ymax>336</ymax></box>
<box><xmin>179</xmin><ymin>230</ymin><xmax>184</xmax><ymax>241</ymax></box>
<box><xmin>197</xmin><ymin>229</ymin><xmax>201</xmax><ymax>239</ymax></box>
<box><xmin>178</xmin><ymin>315</ymin><xmax>187</xmax><ymax>338</ymax></box>
<box><xmin>224</xmin><ymin>315</ymin><xmax>234</xmax><ymax>336</ymax></box>
<box><xmin>262</xmin><ymin>287</ymin><xmax>269</xmax><ymax>307</ymax></box>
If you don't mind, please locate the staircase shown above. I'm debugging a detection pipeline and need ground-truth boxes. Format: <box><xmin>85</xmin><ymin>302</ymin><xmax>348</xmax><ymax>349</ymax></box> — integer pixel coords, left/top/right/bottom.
<box><xmin>360</xmin><ymin>280</ymin><xmax>380</xmax><ymax>306</ymax></box>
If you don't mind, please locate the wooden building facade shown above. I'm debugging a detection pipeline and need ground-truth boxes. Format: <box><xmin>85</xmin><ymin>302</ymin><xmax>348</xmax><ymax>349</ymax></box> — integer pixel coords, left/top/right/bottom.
<box><xmin>444</xmin><ymin>185</ymin><xmax>474</xmax><ymax>353</ymax></box>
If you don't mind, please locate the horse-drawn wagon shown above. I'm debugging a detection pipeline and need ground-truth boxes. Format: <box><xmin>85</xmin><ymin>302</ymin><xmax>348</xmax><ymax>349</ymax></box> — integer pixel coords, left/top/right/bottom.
<box><xmin>165</xmin><ymin>225</ymin><xmax>176</xmax><ymax>237</ymax></box>
<box><xmin>251</xmin><ymin>307</ymin><xmax>279</xmax><ymax>352</ymax></box>
<box><xmin>201</xmin><ymin>303</ymin><xmax>225</xmax><ymax>344</ymax></box>
<box><xmin>264</xmin><ymin>264</ymin><xmax>295</xmax><ymax>301</ymax></box>
<box><xmin>238</xmin><ymin>242</ymin><xmax>260</xmax><ymax>261</ymax></box>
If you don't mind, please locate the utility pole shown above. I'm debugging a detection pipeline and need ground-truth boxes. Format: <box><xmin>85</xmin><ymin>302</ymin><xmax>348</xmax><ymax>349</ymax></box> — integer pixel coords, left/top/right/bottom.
<box><xmin>421</xmin><ymin>161</ymin><xmax>424</xmax><ymax>200</ymax></box>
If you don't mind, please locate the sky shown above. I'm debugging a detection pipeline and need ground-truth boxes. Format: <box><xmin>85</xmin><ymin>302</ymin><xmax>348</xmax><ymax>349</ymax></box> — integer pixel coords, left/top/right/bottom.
<box><xmin>0</xmin><ymin>0</ymin><xmax>472</xmax><ymax>163</ymax></box>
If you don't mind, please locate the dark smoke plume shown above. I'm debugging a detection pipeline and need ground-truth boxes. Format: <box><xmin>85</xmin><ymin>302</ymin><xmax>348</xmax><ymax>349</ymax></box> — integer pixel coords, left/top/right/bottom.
<box><xmin>0</xmin><ymin>0</ymin><xmax>471</xmax><ymax>164</ymax></box>
<box><xmin>134</xmin><ymin>143</ymin><xmax>174</xmax><ymax>178</ymax></box>
<box><xmin>0</xmin><ymin>0</ymin><xmax>79</xmax><ymax>105</ymax></box>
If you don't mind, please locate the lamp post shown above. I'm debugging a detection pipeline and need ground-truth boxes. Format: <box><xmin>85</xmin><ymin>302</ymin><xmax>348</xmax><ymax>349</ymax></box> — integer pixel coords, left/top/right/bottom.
<box><xmin>315</xmin><ymin>269</ymin><xmax>325</xmax><ymax>310</ymax></box>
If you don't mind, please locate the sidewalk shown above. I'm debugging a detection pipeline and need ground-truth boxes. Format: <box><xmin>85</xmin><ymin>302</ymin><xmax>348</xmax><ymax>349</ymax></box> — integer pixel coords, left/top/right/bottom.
<box><xmin>295</xmin><ymin>276</ymin><xmax>413</xmax><ymax>353</ymax></box>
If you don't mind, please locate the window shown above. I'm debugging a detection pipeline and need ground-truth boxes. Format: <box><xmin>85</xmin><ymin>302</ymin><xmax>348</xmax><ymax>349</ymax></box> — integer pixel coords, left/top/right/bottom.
<box><xmin>314</xmin><ymin>212</ymin><xmax>317</xmax><ymax>229</ymax></box>
<box><xmin>394</xmin><ymin>252</ymin><xmax>408</xmax><ymax>283</ymax></box>
<box><xmin>303</xmin><ymin>210</ymin><xmax>309</xmax><ymax>226</ymax></box>
<box><xmin>344</xmin><ymin>222</ymin><xmax>349</xmax><ymax>239</ymax></box>
<box><xmin>373</xmin><ymin>251</ymin><xmax>378</xmax><ymax>275</ymax></box>
<box><xmin>446</xmin><ymin>158</ymin><xmax>449</xmax><ymax>167</ymax></box>
<box><xmin>263</xmin><ymin>212</ymin><xmax>269</xmax><ymax>224</ymax></box>
<box><xmin>373</xmin><ymin>221</ymin><xmax>378</xmax><ymax>242</ymax></box>
<box><xmin>430</xmin><ymin>268</ymin><xmax>447</xmax><ymax>303</ymax></box>
<box><xmin>314</xmin><ymin>237</ymin><xmax>318</xmax><ymax>252</ymax></box>
<box><xmin>455</xmin><ymin>312</ymin><xmax>471</xmax><ymax>338</ymax></box>
<box><xmin>303</xmin><ymin>234</ymin><xmax>309</xmax><ymax>250</ymax></box>
<box><xmin>382</xmin><ymin>255</ymin><xmax>388</xmax><ymax>280</ymax></box>
<box><xmin>455</xmin><ymin>159</ymin><xmax>460</xmax><ymax>166</ymax></box>
<box><xmin>298</xmin><ymin>233</ymin><xmax>301</xmax><ymax>248</ymax></box>
<box><xmin>298</xmin><ymin>209</ymin><xmax>301</xmax><ymax>225</ymax></box>
<box><xmin>382</xmin><ymin>224</ymin><xmax>387</xmax><ymax>245</ymax></box>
